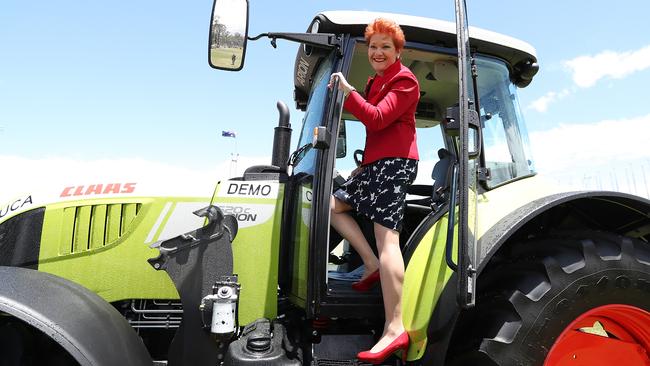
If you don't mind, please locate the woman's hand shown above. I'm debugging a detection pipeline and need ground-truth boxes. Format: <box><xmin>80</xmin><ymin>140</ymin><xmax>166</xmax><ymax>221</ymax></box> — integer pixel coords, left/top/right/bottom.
<box><xmin>329</xmin><ymin>72</ymin><xmax>356</xmax><ymax>96</ymax></box>
<box><xmin>350</xmin><ymin>166</ymin><xmax>364</xmax><ymax>178</ymax></box>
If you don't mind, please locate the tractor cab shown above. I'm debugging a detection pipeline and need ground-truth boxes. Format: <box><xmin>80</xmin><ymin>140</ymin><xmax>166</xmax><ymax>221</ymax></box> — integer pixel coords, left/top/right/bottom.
<box><xmin>274</xmin><ymin>11</ymin><xmax>540</xmax><ymax>319</ymax></box>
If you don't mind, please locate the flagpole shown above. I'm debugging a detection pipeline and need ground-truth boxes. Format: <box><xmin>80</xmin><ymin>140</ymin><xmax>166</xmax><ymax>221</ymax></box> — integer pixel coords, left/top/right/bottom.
<box><xmin>222</xmin><ymin>130</ymin><xmax>238</xmax><ymax>177</ymax></box>
<box><xmin>230</xmin><ymin>134</ymin><xmax>239</xmax><ymax>177</ymax></box>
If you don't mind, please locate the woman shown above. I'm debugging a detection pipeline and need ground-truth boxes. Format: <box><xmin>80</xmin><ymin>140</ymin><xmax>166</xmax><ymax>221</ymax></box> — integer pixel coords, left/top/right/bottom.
<box><xmin>329</xmin><ymin>18</ymin><xmax>419</xmax><ymax>364</ymax></box>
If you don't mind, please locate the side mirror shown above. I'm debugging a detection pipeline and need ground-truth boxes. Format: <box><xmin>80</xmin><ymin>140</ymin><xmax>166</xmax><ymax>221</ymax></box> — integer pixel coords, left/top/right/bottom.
<box><xmin>209</xmin><ymin>0</ymin><xmax>249</xmax><ymax>71</ymax></box>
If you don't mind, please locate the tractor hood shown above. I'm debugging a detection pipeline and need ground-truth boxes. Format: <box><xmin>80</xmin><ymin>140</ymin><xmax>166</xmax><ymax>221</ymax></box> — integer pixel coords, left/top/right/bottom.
<box><xmin>1</xmin><ymin>178</ymin><xmax>214</xmax><ymax>224</ymax></box>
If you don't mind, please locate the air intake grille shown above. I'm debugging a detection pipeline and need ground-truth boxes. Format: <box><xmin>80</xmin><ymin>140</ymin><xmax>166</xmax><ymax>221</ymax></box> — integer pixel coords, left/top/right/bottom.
<box><xmin>59</xmin><ymin>203</ymin><xmax>142</xmax><ymax>255</ymax></box>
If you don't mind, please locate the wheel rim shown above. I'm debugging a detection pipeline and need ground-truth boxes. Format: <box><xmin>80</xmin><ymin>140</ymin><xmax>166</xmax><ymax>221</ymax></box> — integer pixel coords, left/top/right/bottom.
<box><xmin>544</xmin><ymin>304</ymin><xmax>650</xmax><ymax>366</ymax></box>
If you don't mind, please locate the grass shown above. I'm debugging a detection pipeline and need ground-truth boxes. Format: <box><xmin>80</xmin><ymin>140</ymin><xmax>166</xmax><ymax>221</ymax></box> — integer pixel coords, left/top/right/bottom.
<box><xmin>210</xmin><ymin>47</ymin><xmax>244</xmax><ymax>69</ymax></box>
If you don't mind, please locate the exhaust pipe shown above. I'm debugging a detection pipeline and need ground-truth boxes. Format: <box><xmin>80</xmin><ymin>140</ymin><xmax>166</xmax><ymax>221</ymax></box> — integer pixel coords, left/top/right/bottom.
<box><xmin>271</xmin><ymin>101</ymin><xmax>291</xmax><ymax>171</ymax></box>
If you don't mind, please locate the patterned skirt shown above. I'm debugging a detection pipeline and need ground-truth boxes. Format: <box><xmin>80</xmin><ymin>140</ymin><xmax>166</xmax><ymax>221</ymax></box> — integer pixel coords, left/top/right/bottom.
<box><xmin>333</xmin><ymin>158</ymin><xmax>418</xmax><ymax>231</ymax></box>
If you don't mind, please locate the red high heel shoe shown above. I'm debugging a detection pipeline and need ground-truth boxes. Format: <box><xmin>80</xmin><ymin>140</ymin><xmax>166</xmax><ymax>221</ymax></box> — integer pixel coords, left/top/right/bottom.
<box><xmin>357</xmin><ymin>331</ymin><xmax>409</xmax><ymax>365</ymax></box>
<box><xmin>351</xmin><ymin>269</ymin><xmax>380</xmax><ymax>291</ymax></box>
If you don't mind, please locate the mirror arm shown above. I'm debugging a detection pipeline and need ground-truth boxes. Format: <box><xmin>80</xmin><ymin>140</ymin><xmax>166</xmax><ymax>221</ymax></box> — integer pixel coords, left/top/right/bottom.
<box><xmin>247</xmin><ymin>32</ymin><xmax>269</xmax><ymax>41</ymax></box>
<box><xmin>247</xmin><ymin>32</ymin><xmax>340</xmax><ymax>49</ymax></box>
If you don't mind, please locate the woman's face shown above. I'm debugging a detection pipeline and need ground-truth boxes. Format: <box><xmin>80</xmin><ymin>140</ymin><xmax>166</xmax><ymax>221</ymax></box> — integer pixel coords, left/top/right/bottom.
<box><xmin>367</xmin><ymin>33</ymin><xmax>399</xmax><ymax>75</ymax></box>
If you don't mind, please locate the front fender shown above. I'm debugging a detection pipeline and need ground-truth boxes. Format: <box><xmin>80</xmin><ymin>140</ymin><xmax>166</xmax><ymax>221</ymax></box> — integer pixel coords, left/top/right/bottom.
<box><xmin>0</xmin><ymin>266</ymin><xmax>152</xmax><ymax>366</ymax></box>
<box><xmin>478</xmin><ymin>190</ymin><xmax>650</xmax><ymax>271</ymax></box>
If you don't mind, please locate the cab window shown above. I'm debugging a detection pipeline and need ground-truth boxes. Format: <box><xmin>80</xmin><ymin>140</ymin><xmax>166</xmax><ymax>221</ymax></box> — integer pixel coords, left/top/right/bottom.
<box><xmin>336</xmin><ymin>41</ymin><xmax>453</xmax><ymax>186</ymax></box>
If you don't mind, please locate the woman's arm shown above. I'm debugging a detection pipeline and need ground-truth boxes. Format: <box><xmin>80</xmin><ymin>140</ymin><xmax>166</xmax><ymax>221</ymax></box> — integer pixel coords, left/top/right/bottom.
<box><xmin>344</xmin><ymin>78</ymin><xmax>419</xmax><ymax>132</ymax></box>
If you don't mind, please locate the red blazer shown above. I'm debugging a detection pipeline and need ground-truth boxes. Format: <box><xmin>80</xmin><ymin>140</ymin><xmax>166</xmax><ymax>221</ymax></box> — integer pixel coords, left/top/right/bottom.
<box><xmin>343</xmin><ymin>60</ymin><xmax>420</xmax><ymax>166</ymax></box>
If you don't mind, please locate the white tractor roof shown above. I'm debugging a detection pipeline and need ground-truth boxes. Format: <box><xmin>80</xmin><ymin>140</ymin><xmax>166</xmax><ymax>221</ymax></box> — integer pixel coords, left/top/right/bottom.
<box><xmin>318</xmin><ymin>10</ymin><xmax>537</xmax><ymax>60</ymax></box>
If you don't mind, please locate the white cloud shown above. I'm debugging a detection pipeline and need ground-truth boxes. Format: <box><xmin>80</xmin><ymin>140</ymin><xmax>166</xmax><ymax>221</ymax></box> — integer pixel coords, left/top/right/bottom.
<box><xmin>530</xmin><ymin>113</ymin><xmax>650</xmax><ymax>198</ymax></box>
<box><xmin>564</xmin><ymin>45</ymin><xmax>650</xmax><ymax>88</ymax></box>
<box><xmin>531</xmin><ymin>113</ymin><xmax>650</xmax><ymax>173</ymax></box>
<box><xmin>528</xmin><ymin>45</ymin><xmax>650</xmax><ymax>113</ymax></box>
<box><xmin>527</xmin><ymin>88</ymin><xmax>572</xmax><ymax>113</ymax></box>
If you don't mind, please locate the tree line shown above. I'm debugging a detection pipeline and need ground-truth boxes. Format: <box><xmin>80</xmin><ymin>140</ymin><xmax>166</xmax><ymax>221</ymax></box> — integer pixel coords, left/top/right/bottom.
<box><xmin>211</xmin><ymin>16</ymin><xmax>245</xmax><ymax>49</ymax></box>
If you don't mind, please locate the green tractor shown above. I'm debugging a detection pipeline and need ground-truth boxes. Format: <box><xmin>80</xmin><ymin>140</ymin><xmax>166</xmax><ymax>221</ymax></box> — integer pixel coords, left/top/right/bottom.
<box><xmin>2</xmin><ymin>1</ymin><xmax>650</xmax><ymax>365</ymax></box>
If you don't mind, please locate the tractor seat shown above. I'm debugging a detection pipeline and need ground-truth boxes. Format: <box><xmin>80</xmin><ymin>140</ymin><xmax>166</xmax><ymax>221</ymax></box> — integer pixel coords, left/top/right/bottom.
<box><xmin>406</xmin><ymin>148</ymin><xmax>456</xmax><ymax>211</ymax></box>
<box><xmin>401</xmin><ymin>148</ymin><xmax>456</xmax><ymax>249</ymax></box>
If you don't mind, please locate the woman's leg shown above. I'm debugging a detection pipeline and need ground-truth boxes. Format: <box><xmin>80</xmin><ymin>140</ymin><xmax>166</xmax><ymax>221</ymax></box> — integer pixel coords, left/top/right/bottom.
<box><xmin>371</xmin><ymin>223</ymin><xmax>405</xmax><ymax>352</ymax></box>
<box><xmin>330</xmin><ymin>196</ymin><xmax>379</xmax><ymax>277</ymax></box>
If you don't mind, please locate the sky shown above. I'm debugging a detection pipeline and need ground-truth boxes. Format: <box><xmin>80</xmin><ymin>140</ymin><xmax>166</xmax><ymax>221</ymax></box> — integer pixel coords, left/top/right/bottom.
<box><xmin>2</xmin><ymin>0</ymin><xmax>650</xmax><ymax>200</ymax></box>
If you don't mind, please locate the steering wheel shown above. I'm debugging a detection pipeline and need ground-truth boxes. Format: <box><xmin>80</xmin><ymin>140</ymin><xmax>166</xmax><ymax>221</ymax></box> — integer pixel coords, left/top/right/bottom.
<box><xmin>353</xmin><ymin>149</ymin><xmax>364</xmax><ymax>167</ymax></box>
<box><xmin>332</xmin><ymin>150</ymin><xmax>364</xmax><ymax>191</ymax></box>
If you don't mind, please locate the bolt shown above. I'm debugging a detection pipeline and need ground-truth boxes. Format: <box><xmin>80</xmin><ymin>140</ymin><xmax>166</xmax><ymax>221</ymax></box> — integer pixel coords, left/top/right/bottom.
<box><xmin>219</xmin><ymin>287</ymin><xmax>232</xmax><ymax>297</ymax></box>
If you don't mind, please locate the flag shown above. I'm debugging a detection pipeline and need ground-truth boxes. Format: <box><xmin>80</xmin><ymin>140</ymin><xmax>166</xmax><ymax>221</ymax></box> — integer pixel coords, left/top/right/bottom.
<box><xmin>222</xmin><ymin>130</ymin><xmax>236</xmax><ymax>138</ymax></box>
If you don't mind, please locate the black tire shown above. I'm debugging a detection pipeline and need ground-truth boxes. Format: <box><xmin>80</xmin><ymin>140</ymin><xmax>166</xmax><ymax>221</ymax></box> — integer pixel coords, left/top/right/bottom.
<box><xmin>0</xmin><ymin>316</ymin><xmax>79</xmax><ymax>366</ymax></box>
<box><xmin>448</xmin><ymin>230</ymin><xmax>650</xmax><ymax>365</ymax></box>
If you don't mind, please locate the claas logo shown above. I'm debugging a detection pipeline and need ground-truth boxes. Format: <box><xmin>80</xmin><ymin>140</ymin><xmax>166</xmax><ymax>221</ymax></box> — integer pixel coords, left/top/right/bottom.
<box><xmin>60</xmin><ymin>183</ymin><xmax>137</xmax><ymax>197</ymax></box>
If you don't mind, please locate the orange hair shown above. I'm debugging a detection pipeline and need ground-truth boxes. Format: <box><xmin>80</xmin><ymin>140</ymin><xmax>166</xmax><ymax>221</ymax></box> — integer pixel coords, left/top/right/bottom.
<box><xmin>364</xmin><ymin>18</ymin><xmax>406</xmax><ymax>52</ymax></box>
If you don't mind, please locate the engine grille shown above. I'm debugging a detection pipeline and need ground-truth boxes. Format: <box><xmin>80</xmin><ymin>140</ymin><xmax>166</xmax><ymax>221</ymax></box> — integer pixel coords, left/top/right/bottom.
<box><xmin>60</xmin><ymin>203</ymin><xmax>142</xmax><ymax>255</ymax></box>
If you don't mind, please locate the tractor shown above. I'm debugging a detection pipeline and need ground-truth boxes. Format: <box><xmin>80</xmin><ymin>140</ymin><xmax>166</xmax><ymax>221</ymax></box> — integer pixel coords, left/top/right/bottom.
<box><xmin>1</xmin><ymin>0</ymin><xmax>649</xmax><ymax>365</ymax></box>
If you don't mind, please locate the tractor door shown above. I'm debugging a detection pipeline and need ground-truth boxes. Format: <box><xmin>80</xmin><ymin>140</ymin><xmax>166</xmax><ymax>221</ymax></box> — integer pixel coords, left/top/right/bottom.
<box><xmin>288</xmin><ymin>35</ymin><xmax>392</xmax><ymax>319</ymax></box>
<box><xmin>309</xmin><ymin>35</ymin><xmax>464</xmax><ymax>320</ymax></box>
<box><xmin>282</xmin><ymin>48</ymin><xmax>345</xmax><ymax>313</ymax></box>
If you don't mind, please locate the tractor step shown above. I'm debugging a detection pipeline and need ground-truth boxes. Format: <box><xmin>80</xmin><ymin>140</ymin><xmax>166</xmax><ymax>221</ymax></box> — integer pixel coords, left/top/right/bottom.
<box><xmin>313</xmin><ymin>334</ymin><xmax>374</xmax><ymax>360</ymax></box>
<box><xmin>312</xmin><ymin>334</ymin><xmax>402</xmax><ymax>366</ymax></box>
